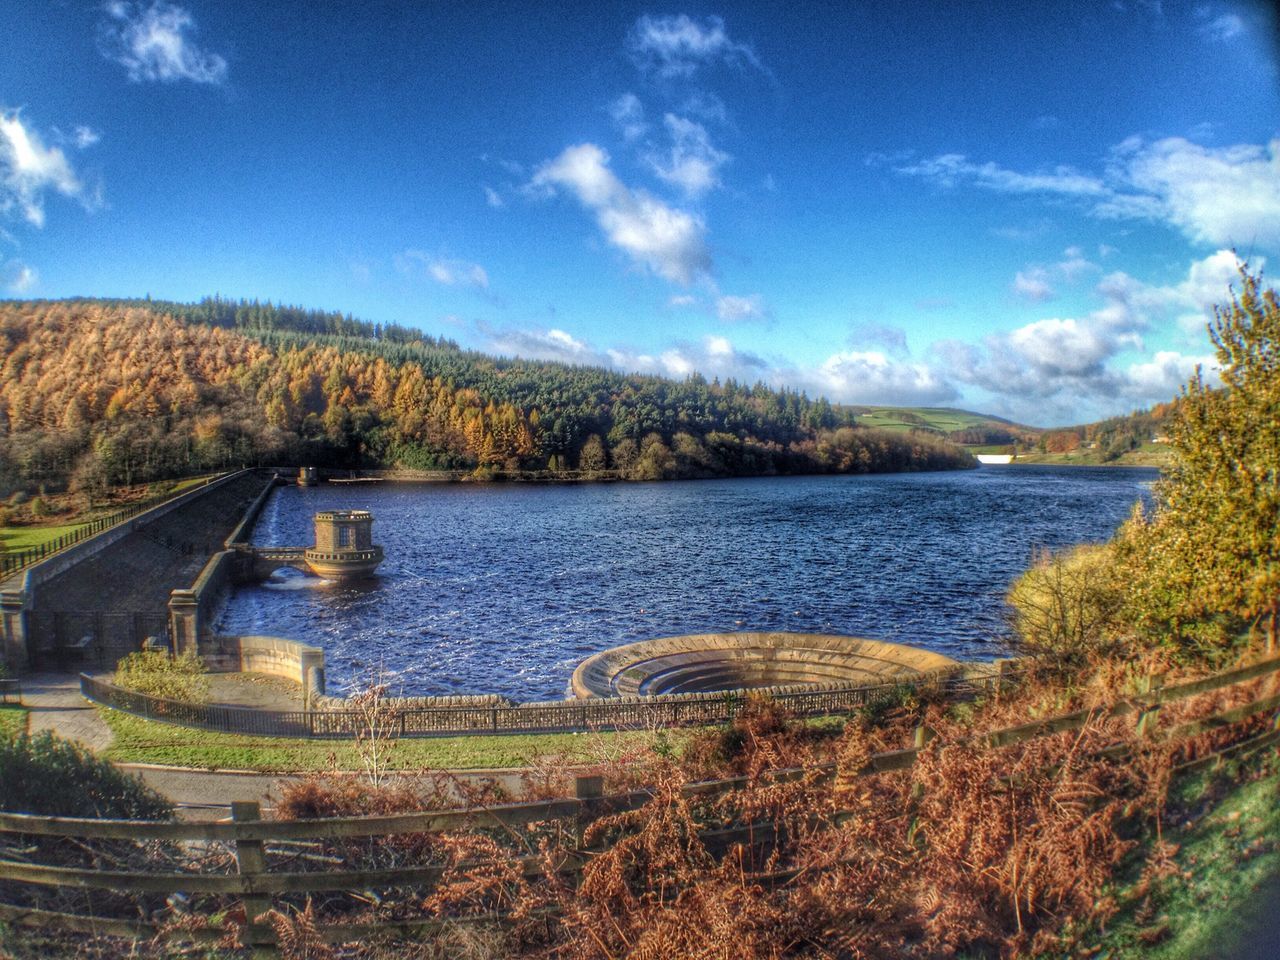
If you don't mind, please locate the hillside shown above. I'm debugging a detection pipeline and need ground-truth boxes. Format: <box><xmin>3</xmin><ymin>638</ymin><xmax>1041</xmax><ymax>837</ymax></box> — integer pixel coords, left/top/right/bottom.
<box><xmin>0</xmin><ymin>298</ymin><xmax>972</xmax><ymax>496</ymax></box>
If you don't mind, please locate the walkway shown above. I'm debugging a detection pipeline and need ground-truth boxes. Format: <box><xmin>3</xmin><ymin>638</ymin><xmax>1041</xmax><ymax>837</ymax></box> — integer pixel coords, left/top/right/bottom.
<box><xmin>15</xmin><ymin>672</ymin><xmax>526</xmax><ymax>820</ymax></box>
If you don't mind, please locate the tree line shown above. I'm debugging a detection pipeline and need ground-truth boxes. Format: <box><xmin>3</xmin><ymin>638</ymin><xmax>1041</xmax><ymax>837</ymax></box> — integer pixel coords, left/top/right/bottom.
<box><xmin>0</xmin><ymin>299</ymin><xmax>972</xmax><ymax>498</ymax></box>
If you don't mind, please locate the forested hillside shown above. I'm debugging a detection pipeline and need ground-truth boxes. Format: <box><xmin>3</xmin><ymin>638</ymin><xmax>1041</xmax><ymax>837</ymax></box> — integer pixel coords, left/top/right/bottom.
<box><xmin>0</xmin><ymin>298</ymin><xmax>972</xmax><ymax>495</ymax></box>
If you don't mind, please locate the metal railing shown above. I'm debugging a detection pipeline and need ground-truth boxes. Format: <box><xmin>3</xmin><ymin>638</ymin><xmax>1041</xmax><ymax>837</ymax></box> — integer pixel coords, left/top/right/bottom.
<box><xmin>0</xmin><ymin>476</ymin><xmax>221</xmax><ymax>579</ymax></box>
<box><xmin>79</xmin><ymin>668</ymin><xmax>975</xmax><ymax>739</ymax></box>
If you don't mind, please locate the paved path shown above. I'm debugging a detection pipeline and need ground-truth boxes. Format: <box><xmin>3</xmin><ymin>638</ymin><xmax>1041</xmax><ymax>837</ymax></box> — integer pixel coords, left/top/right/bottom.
<box><xmin>19</xmin><ymin>672</ymin><xmax>114</xmax><ymax>752</ymax></box>
<box><xmin>16</xmin><ymin>672</ymin><xmax>531</xmax><ymax>819</ymax></box>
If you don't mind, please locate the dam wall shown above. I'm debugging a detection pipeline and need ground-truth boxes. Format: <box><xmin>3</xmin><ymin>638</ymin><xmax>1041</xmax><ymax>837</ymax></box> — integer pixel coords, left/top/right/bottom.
<box><xmin>1</xmin><ymin>470</ymin><xmax>276</xmax><ymax>673</ymax></box>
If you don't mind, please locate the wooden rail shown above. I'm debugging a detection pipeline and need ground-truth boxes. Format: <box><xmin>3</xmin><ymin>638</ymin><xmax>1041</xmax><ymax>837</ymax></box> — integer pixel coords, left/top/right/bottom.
<box><xmin>3</xmin><ymin>654</ymin><xmax>1279</xmax><ymax>951</ymax></box>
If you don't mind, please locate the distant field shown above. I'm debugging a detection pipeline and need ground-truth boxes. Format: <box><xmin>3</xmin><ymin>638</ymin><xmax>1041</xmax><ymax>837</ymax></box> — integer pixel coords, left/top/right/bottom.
<box><xmin>856</xmin><ymin>406</ymin><xmax>1020</xmax><ymax>434</ymax></box>
<box><xmin>1013</xmin><ymin>443</ymin><xmax>1173</xmax><ymax>468</ymax></box>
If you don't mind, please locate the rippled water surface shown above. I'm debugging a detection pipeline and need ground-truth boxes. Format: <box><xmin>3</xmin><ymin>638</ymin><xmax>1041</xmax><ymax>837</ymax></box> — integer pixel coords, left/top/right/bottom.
<box><xmin>218</xmin><ymin>467</ymin><xmax>1156</xmax><ymax>699</ymax></box>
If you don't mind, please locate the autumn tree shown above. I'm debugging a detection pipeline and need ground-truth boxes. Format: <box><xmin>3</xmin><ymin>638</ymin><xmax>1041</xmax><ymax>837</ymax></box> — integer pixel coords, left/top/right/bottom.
<box><xmin>1117</xmin><ymin>265</ymin><xmax>1280</xmax><ymax>656</ymax></box>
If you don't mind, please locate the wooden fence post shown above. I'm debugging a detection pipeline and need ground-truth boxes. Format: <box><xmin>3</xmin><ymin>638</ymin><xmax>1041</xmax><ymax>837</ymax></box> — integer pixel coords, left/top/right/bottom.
<box><xmin>574</xmin><ymin>775</ymin><xmax>604</xmax><ymax>849</ymax></box>
<box><xmin>910</xmin><ymin>725</ymin><xmax>934</xmax><ymax>801</ymax></box>
<box><xmin>1136</xmin><ymin>672</ymin><xmax>1165</xmax><ymax>739</ymax></box>
<box><xmin>232</xmin><ymin>800</ymin><xmax>274</xmax><ymax>957</ymax></box>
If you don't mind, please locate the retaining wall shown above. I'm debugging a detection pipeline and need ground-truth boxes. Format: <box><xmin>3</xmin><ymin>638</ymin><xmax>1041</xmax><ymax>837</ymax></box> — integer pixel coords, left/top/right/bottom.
<box><xmin>203</xmin><ymin>635</ymin><xmax>326</xmax><ymax>700</ymax></box>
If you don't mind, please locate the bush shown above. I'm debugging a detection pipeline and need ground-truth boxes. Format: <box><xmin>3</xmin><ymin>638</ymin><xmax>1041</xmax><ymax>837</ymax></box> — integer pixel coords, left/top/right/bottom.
<box><xmin>27</xmin><ymin>496</ymin><xmax>49</xmax><ymax>519</ymax></box>
<box><xmin>1007</xmin><ymin>544</ymin><xmax>1125</xmax><ymax>663</ymax></box>
<box><xmin>0</xmin><ymin>730</ymin><xmax>171</xmax><ymax>818</ymax></box>
<box><xmin>113</xmin><ymin>649</ymin><xmax>210</xmax><ymax>702</ymax></box>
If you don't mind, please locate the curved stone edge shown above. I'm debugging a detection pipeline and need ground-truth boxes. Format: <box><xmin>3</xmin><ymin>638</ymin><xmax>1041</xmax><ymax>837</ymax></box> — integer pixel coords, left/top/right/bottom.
<box><xmin>571</xmin><ymin>632</ymin><xmax>961</xmax><ymax>699</ymax></box>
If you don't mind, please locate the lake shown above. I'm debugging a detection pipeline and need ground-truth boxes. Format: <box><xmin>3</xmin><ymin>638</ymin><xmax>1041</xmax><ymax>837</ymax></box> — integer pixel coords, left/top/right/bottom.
<box><xmin>217</xmin><ymin>466</ymin><xmax>1157</xmax><ymax>700</ymax></box>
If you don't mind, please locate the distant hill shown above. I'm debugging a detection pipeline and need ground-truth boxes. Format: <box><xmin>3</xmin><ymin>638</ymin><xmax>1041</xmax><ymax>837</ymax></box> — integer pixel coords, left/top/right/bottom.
<box><xmin>0</xmin><ymin>297</ymin><xmax>974</xmax><ymax>496</ymax></box>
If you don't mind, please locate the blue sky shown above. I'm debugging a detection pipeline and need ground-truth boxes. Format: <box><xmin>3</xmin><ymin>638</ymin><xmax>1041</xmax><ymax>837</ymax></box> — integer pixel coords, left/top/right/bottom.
<box><xmin>2</xmin><ymin>1</ymin><xmax>1278</xmax><ymax>426</ymax></box>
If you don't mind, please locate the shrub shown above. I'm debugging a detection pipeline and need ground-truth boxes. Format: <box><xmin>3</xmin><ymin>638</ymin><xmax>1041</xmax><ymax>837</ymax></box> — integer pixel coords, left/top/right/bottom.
<box><xmin>0</xmin><ymin>730</ymin><xmax>171</xmax><ymax>818</ymax></box>
<box><xmin>1007</xmin><ymin>544</ymin><xmax>1126</xmax><ymax>663</ymax></box>
<box><xmin>113</xmin><ymin>649</ymin><xmax>210</xmax><ymax>702</ymax></box>
<box><xmin>27</xmin><ymin>496</ymin><xmax>49</xmax><ymax>519</ymax></box>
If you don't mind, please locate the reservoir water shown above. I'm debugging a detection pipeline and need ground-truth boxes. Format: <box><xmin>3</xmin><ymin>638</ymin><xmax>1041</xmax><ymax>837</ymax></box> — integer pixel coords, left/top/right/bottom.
<box><xmin>218</xmin><ymin>466</ymin><xmax>1156</xmax><ymax>700</ymax></box>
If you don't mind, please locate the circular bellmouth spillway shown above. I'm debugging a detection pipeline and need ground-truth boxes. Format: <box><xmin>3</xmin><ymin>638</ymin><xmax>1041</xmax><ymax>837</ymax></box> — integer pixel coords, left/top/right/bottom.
<box><xmin>571</xmin><ymin>632</ymin><xmax>960</xmax><ymax>699</ymax></box>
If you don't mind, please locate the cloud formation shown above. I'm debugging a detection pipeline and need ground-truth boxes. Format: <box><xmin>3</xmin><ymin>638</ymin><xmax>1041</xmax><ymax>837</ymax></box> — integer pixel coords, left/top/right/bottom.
<box><xmin>396</xmin><ymin>250</ymin><xmax>489</xmax><ymax>289</ymax></box>
<box><xmin>896</xmin><ymin>137</ymin><xmax>1280</xmax><ymax>250</ymax></box>
<box><xmin>627</xmin><ymin>14</ymin><xmax>763</xmax><ymax>79</ymax></box>
<box><xmin>715</xmin><ymin>293</ymin><xmax>766</xmax><ymax>322</ymax></box>
<box><xmin>1</xmin><ymin>258</ymin><xmax>36</xmax><ymax>293</ymax></box>
<box><xmin>98</xmin><ymin>1</ymin><xmax>227</xmax><ymax>84</ymax></box>
<box><xmin>0</xmin><ymin>110</ymin><xmax>91</xmax><ymax>228</ymax></box>
<box><xmin>806</xmin><ymin>351</ymin><xmax>959</xmax><ymax>406</ymax></box>
<box><xmin>609</xmin><ymin>93</ymin><xmax>648</xmax><ymax>141</ymax></box>
<box><xmin>647</xmin><ymin>114</ymin><xmax>730</xmax><ymax>198</ymax></box>
<box><xmin>933</xmin><ymin>250</ymin><xmax>1247</xmax><ymax>421</ymax></box>
<box><xmin>529</xmin><ymin>143</ymin><xmax>711</xmax><ymax>285</ymax></box>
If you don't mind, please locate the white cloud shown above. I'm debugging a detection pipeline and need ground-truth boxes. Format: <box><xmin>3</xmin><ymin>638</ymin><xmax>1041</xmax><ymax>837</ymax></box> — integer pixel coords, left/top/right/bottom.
<box><xmin>98</xmin><ymin>1</ymin><xmax>227</xmax><ymax>84</ymax></box>
<box><xmin>609</xmin><ymin>93</ymin><xmax>647</xmax><ymax>141</ymax></box>
<box><xmin>895</xmin><ymin>153</ymin><xmax>1109</xmax><ymax>197</ymax></box>
<box><xmin>935</xmin><ymin>251</ymin><xmax>1252</xmax><ymax>421</ymax></box>
<box><xmin>715</xmin><ymin>293</ymin><xmax>765</xmax><ymax>322</ymax></box>
<box><xmin>807</xmin><ymin>350</ymin><xmax>959</xmax><ymax>406</ymax></box>
<box><xmin>1102</xmin><ymin>137</ymin><xmax>1280</xmax><ymax>248</ymax></box>
<box><xmin>1056</xmin><ymin>245</ymin><xmax>1098</xmax><ymax>279</ymax></box>
<box><xmin>1</xmin><ymin>258</ymin><xmax>36</xmax><ymax>293</ymax></box>
<box><xmin>849</xmin><ymin>322</ymin><xmax>910</xmax><ymax>357</ymax></box>
<box><xmin>627</xmin><ymin>14</ymin><xmax>764</xmax><ymax>79</ymax></box>
<box><xmin>396</xmin><ymin>250</ymin><xmax>490</xmax><ymax>289</ymax></box>
<box><xmin>896</xmin><ymin>136</ymin><xmax>1280</xmax><ymax>251</ymax></box>
<box><xmin>1197</xmin><ymin>10</ymin><xmax>1245</xmax><ymax>41</ymax></box>
<box><xmin>647</xmin><ymin>114</ymin><xmax>730</xmax><ymax>198</ymax></box>
<box><xmin>483</xmin><ymin>185</ymin><xmax>504</xmax><ymax>208</ymax></box>
<box><xmin>1013</xmin><ymin>267</ymin><xmax>1054</xmax><ymax>302</ymax></box>
<box><xmin>72</xmin><ymin>126</ymin><xmax>100</xmax><ymax>149</ymax></box>
<box><xmin>668</xmin><ymin>294</ymin><xmax>698</xmax><ymax>308</ymax></box>
<box><xmin>484</xmin><ymin>325</ymin><xmax>601</xmax><ymax>365</ymax></box>
<box><xmin>0</xmin><ymin>110</ymin><xmax>89</xmax><ymax>228</ymax></box>
<box><xmin>1012</xmin><ymin>247</ymin><xmax>1100</xmax><ymax>301</ymax></box>
<box><xmin>529</xmin><ymin>142</ymin><xmax>711</xmax><ymax>285</ymax></box>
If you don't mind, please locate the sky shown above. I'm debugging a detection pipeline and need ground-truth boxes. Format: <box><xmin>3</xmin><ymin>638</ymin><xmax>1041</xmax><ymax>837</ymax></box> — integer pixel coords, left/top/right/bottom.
<box><xmin>2</xmin><ymin>1</ymin><xmax>1278</xmax><ymax>426</ymax></box>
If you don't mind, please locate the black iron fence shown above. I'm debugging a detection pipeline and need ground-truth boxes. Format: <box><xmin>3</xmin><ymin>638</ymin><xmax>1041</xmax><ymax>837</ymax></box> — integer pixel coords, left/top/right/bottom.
<box><xmin>0</xmin><ymin>477</ymin><xmax>219</xmax><ymax>580</ymax></box>
<box><xmin>79</xmin><ymin>668</ymin><xmax>984</xmax><ymax>739</ymax></box>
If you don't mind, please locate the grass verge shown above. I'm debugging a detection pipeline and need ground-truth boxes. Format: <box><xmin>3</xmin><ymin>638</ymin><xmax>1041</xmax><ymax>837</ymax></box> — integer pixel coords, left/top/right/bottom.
<box><xmin>0</xmin><ymin>705</ymin><xmax>28</xmax><ymax>739</ymax></box>
<box><xmin>99</xmin><ymin>706</ymin><xmax>693</xmax><ymax>771</ymax></box>
<box><xmin>1041</xmin><ymin>753</ymin><xmax>1280</xmax><ymax>960</ymax></box>
<box><xmin>0</xmin><ymin>521</ymin><xmax>87</xmax><ymax>553</ymax></box>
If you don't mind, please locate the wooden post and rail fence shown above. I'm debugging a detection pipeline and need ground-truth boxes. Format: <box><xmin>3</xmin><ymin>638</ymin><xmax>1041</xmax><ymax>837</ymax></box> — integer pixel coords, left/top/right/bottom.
<box><xmin>2</xmin><ymin>654</ymin><xmax>1279</xmax><ymax>952</ymax></box>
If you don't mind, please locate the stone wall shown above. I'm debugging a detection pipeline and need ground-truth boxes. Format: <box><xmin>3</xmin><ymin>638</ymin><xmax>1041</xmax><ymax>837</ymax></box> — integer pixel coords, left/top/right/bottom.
<box><xmin>204</xmin><ymin>634</ymin><xmax>326</xmax><ymax>701</ymax></box>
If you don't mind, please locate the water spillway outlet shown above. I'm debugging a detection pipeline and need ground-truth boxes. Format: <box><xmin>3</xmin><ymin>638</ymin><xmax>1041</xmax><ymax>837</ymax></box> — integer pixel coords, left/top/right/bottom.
<box><xmin>570</xmin><ymin>632</ymin><xmax>960</xmax><ymax>699</ymax></box>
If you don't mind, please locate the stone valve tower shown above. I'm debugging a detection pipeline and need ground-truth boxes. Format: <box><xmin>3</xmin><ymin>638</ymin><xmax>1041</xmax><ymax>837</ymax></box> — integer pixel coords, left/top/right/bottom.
<box><xmin>303</xmin><ymin>510</ymin><xmax>384</xmax><ymax>580</ymax></box>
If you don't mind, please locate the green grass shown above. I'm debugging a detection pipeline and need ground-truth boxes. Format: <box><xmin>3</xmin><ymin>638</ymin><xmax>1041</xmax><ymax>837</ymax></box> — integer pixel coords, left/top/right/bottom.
<box><xmin>0</xmin><ymin>521</ymin><xmax>87</xmax><ymax>553</ymax></box>
<box><xmin>1040</xmin><ymin>757</ymin><xmax>1280</xmax><ymax>960</ymax></box>
<box><xmin>0</xmin><ymin>706</ymin><xmax>28</xmax><ymax>739</ymax></box>
<box><xmin>1012</xmin><ymin>444</ymin><xmax>1173</xmax><ymax>468</ymax></box>
<box><xmin>854</xmin><ymin>406</ymin><xmax>1027</xmax><ymax>436</ymax></box>
<box><xmin>100</xmin><ymin>707</ymin><xmax>693</xmax><ymax>771</ymax></box>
